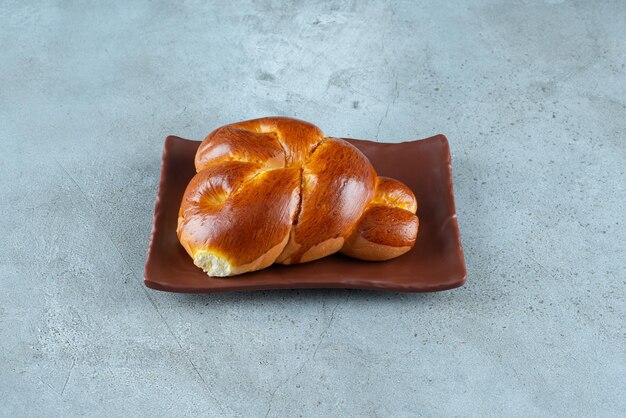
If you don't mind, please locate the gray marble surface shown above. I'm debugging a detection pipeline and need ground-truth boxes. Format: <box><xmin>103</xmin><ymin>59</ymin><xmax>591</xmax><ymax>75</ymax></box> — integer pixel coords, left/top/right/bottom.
<box><xmin>1</xmin><ymin>1</ymin><xmax>625</xmax><ymax>416</ymax></box>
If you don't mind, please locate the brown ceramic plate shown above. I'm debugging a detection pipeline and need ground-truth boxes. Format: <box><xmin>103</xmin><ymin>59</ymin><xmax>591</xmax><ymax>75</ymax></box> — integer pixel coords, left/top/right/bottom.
<box><xmin>144</xmin><ymin>135</ymin><xmax>466</xmax><ymax>292</ymax></box>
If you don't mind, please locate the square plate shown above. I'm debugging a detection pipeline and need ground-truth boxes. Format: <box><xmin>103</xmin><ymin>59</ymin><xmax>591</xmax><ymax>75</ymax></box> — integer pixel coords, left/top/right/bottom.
<box><xmin>144</xmin><ymin>135</ymin><xmax>466</xmax><ymax>292</ymax></box>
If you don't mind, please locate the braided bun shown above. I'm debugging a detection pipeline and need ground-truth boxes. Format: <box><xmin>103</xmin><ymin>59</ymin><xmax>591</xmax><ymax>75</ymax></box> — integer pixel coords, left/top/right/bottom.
<box><xmin>177</xmin><ymin>117</ymin><xmax>418</xmax><ymax>277</ymax></box>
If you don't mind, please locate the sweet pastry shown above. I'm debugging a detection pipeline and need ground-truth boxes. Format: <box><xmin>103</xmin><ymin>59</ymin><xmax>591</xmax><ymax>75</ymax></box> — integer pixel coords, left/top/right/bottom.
<box><xmin>177</xmin><ymin>117</ymin><xmax>418</xmax><ymax>277</ymax></box>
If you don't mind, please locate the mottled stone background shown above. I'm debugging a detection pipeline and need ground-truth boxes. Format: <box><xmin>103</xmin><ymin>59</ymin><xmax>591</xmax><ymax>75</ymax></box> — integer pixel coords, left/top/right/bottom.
<box><xmin>1</xmin><ymin>0</ymin><xmax>624</xmax><ymax>416</ymax></box>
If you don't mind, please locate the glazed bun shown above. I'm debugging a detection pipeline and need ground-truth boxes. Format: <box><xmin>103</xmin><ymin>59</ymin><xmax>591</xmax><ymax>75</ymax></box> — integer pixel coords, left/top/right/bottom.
<box><xmin>177</xmin><ymin>117</ymin><xmax>418</xmax><ymax>277</ymax></box>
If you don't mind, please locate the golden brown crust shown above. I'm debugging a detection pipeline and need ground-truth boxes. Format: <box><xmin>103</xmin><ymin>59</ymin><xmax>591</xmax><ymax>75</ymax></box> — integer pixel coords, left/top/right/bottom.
<box><xmin>340</xmin><ymin>205</ymin><xmax>418</xmax><ymax>260</ymax></box>
<box><xmin>276</xmin><ymin>138</ymin><xmax>376</xmax><ymax>264</ymax></box>
<box><xmin>177</xmin><ymin>167</ymin><xmax>300</xmax><ymax>267</ymax></box>
<box><xmin>231</xmin><ymin>117</ymin><xmax>324</xmax><ymax>166</ymax></box>
<box><xmin>341</xmin><ymin>235</ymin><xmax>413</xmax><ymax>261</ymax></box>
<box><xmin>195</xmin><ymin>126</ymin><xmax>285</xmax><ymax>172</ymax></box>
<box><xmin>371</xmin><ymin>177</ymin><xmax>418</xmax><ymax>212</ymax></box>
<box><xmin>179</xmin><ymin>161</ymin><xmax>263</xmax><ymax>215</ymax></box>
<box><xmin>354</xmin><ymin>205</ymin><xmax>418</xmax><ymax>247</ymax></box>
<box><xmin>178</xmin><ymin>117</ymin><xmax>419</xmax><ymax>276</ymax></box>
<box><xmin>340</xmin><ymin>178</ymin><xmax>419</xmax><ymax>261</ymax></box>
